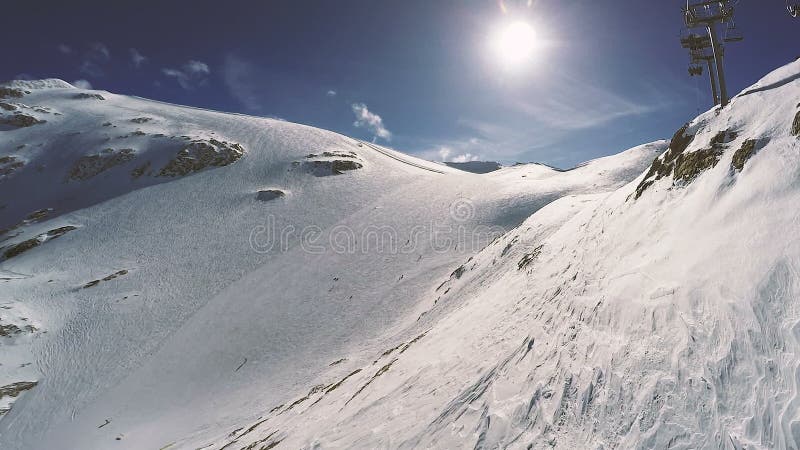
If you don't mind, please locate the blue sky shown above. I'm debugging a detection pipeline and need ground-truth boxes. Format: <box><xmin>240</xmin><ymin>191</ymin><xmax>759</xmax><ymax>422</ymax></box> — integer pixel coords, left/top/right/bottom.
<box><xmin>4</xmin><ymin>0</ymin><xmax>799</xmax><ymax>167</ymax></box>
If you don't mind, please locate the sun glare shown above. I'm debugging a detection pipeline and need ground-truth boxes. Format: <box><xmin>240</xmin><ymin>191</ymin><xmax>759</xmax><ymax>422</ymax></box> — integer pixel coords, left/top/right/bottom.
<box><xmin>492</xmin><ymin>21</ymin><xmax>539</xmax><ymax>69</ymax></box>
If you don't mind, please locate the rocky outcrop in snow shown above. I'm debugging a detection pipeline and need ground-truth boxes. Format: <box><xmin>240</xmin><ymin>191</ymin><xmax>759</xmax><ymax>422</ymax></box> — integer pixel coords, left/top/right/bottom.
<box><xmin>293</xmin><ymin>150</ymin><xmax>364</xmax><ymax>176</ymax></box>
<box><xmin>0</xmin><ymin>87</ymin><xmax>25</xmax><ymax>99</ymax></box>
<box><xmin>2</xmin><ymin>226</ymin><xmax>76</xmax><ymax>259</ymax></box>
<box><xmin>157</xmin><ymin>139</ymin><xmax>244</xmax><ymax>177</ymax></box>
<box><xmin>67</xmin><ymin>148</ymin><xmax>136</xmax><ymax>181</ymax></box>
<box><xmin>0</xmin><ymin>114</ymin><xmax>45</xmax><ymax>128</ymax></box>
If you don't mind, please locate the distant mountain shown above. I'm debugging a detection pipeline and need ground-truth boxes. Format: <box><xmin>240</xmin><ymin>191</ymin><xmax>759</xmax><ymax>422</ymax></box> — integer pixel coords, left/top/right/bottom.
<box><xmin>443</xmin><ymin>160</ymin><xmax>502</xmax><ymax>173</ymax></box>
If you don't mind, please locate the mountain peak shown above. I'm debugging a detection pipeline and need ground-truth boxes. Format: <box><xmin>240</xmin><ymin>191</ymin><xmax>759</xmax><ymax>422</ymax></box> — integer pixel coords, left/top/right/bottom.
<box><xmin>1</xmin><ymin>78</ymin><xmax>76</xmax><ymax>90</ymax></box>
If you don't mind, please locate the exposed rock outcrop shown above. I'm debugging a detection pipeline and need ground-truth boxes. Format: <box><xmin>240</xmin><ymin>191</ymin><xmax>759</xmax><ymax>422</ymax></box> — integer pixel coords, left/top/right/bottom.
<box><xmin>68</xmin><ymin>148</ymin><xmax>136</xmax><ymax>181</ymax></box>
<box><xmin>294</xmin><ymin>159</ymin><xmax>363</xmax><ymax>177</ymax></box>
<box><xmin>83</xmin><ymin>269</ymin><xmax>128</xmax><ymax>288</ymax></box>
<box><xmin>0</xmin><ymin>381</ymin><xmax>38</xmax><ymax>416</ymax></box>
<box><xmin>73</xmin><ymin>93</ymin><xmax>105</xmax><ymax>100</ymax></box>
<box><xmin>256</xmin><ymin>189</ymin><xmax>286</xmax><ymax>202</ymax></box>
<box><xmin>673</xmin><ymin>147</ymin><xmax>725</xmax><ymax>184</ymax></box>
<box><xmin>0</xmin><ymin>381</ymin><xmax>37</xmax><ymax>399</ymax></box>
<box><xmin>0</xmin><ymin>88</ymin><xmax>24</xmax><ymax>99</ymax></box>
<box><xmin>634</xmin><ymin>127</ymin><xmax>738</xmax><ymax>198</ymax></box>
<box><xmin>0</xmin><ymin>114</ymin><xmax>45</xmax><ymax>128</ymax></box>
<box><xmin>305</xmin><ymin>150</ymin><xmax>358</xmax><ymax>159</ymax></box>
<box><xmin>131</xmin><ymin>161</ymin><xmax>151</xmax><ymax>178</ymax></box>
<box><xmin>634</xmin><ymin>124</ymin><xmax>695</xmax><ymax>199</ymax></box>
<box><xmin>731</xmin><ymin>139</ymin><xmax>758</xmax><ymax>171</ymax></box>
<box><xmin>0</xmin><ymin>208</ymin><xmax>53</xmax><ymax>237</ymax></box>
<box><xmin>2</xmin><ymin>226</ymin><xmax>77</xmax><ymax>259</ymax></box>
<box><xmin>157</xmin><ymin>139</ymin><xmax>244</xmax><ymax>177</ymax></box>
<box><xmin>0</xmin><ymin>156</ymin><xmax>24</xmax><ymax>180</ymax></box>
<box><xmin>0</xmin><ymin>323</ymin><xmax>36</xmax><ymax>337</ymax></box>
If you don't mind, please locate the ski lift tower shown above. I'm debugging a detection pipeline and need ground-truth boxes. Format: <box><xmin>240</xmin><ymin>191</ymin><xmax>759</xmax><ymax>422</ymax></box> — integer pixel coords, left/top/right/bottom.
<box><xmin>683</xmin><ymin>1</ymin><xmax>737</xmax><ymax>106</ymax></box>
<box><xmin>681</xmin><ymin>33</ymin><xmax>720</xmax><ymax>105</ymax></box>
<box><xmin>789</xmin><ymin>1</ymin><xmax>800</xmax><ymax>17</ymax></box>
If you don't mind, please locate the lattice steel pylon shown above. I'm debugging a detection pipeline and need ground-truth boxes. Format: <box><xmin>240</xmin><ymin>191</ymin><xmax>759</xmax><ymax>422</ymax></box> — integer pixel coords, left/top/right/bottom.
<box><xmin>683</xmin><ymin>1</ymin><xmax>740</xmax><ymax>107</ymax></box>
<box><xmin>681</xmin><ymin>33</ymin><xmax>721</xmax><ymax>105</ymax></box>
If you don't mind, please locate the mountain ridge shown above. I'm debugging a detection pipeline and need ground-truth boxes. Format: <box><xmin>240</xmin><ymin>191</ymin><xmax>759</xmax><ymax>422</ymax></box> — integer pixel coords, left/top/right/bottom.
<box><xmin>0</xmin><ymin>75</ymin><xmax>664</xmax><ymax>449</ymax></box>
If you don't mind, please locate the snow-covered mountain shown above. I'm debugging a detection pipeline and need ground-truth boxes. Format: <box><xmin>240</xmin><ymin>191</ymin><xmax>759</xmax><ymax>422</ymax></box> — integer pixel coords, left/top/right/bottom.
<box><xmin>1</xmin><ymin>58</ymin><xmax>799</xmax><ymax>449</ymax></box>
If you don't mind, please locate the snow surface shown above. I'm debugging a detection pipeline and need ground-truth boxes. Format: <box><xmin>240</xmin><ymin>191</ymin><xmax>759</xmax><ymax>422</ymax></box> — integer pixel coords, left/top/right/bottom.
<box><xmin>1</xmin><ymin>59</ymin><xmax>799</xmax><ymax>449</ymax></box>
<box><xmin>0</xmin><ymin>77</ymin><xmax>660</xmax><ymax>449</ymax></box>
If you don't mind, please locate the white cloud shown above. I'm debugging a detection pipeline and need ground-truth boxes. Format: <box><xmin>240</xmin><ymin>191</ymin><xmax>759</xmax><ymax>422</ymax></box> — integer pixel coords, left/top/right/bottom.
<box><xmin>222</xmin><ymin>54</ymin><xmax>262</xmax><ymax>112</ymax></box>
<box><xmin>79</xmin><ymin>42</ymin><xmax>111</xmax><ymax>77</ymax></box>
<box><xmin>90</xmin><ymin>43</ymin><xmax>110</xmax><ymax>60</ymax></box>
<box><xmin>130</xmin><ymin>48</ymin><xmax>147</xmax><ymax>68</ymax></box>
<box><xmin>451</xmin><ymin>153</ymin><xmax>480</xmax><ymax>163</ymax></box>
<box><xmin>498</xmin><ymin>69</ymin><xmax>673</xmax><ymax>132</ymax></box>
<box><xmin>412</xmin><ymin>130</ymin><xmax>526</xmax><ymax>166</ymax></box>
<box><xmin>163</xmin><ymin>60</ymin><xmax>211</xmax><ymax>90</ymax></box>
<box><xmin>430</xmin><ymin>146</ymin><xmax>480</xmax><ymax>163</ymax></box>
<box><xmin>79</xmin><ymin>62</ymin><xmax>103</xmax><ymax>77</ymax></box>
<box><xmin>429</xmin><ymin>73</ymin><xmax>678</xmax><ymax>165</ymax></box>
<box><xmin>184</xmin><ymin>60</ymin><xmax>210</xmax><ymax>75</ymax></box>
<box><xmin>326</xmin><ymin>90</ymin><xmax>337</xmax><ymax>97</ymax></box>
<box><xmin>512</xmin><ymin>86</ymin><xmax>655</xmax><ymax>131</ymax></box>
<box><xmin>408</xmin><ymin>57</ymin><xmax>687</xmax><ymax>167</ymax></box>
<box><xmin>57</xmin><ymin>44</ymin><xmax>72</xmax><ymax>54</ymax></box>
<box><xmin>352</xmin><ymin>103</ymin><xmax>391</xmax><ymax>142</ymax></box>
<box><xmin>72</xmin><ymin>79</ymin><xmax>92</xmax><ymax>89</ymax></box>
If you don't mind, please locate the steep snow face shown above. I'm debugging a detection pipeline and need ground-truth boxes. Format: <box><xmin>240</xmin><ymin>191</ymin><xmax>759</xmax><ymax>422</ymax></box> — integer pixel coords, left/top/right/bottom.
<box><xmin>187</xmin><ymin>62</ymin><xmax>800</xmax><ymax>450</ymax></box>
<box><xmin>0</xmin><ymin>81</ymin><xmax>662</xmax><ymax>449</ymax></box>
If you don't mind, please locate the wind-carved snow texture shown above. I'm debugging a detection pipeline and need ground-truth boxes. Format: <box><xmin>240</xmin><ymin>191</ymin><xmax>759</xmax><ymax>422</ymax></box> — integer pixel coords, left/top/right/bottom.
<box><xmin>2</xmin><ymin>60</ymin><xmax>800</xmax><ymax>449</ymax></box>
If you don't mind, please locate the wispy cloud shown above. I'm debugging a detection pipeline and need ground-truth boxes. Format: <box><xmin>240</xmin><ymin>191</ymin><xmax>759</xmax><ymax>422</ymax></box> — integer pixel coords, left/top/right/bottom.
<box><xmin>451</xmin><ymin>153</ymin><xmax>480</xmax><ymax>163</ymax></box>
<box><xmin>79</xmin><ymin>42</ymin><xmax>111</xmax><ymax>77</ymax></box>
<box><xmin>163</xmin><ymin>60</ymin><xmax>210</xmax><ymax>90</ymax></box>
<box><xmin>57</xmin><ymin>44</ymin><xmax>72</xmax><ymax>55</ymax></box>
<box><xmin>433</xmin><ymin>146</ymin><xmax>481</xmax><ymax>163</ymax></box>
<box><xmin>352</xmin><ymin>103</ymin><xmax>391</xmax><ymax>142</ymax></box>
<box><xmin>409</xmin><ymin>118</ymin><xmax>563</xmax><ymax>166</ymax></box>
<box><xmin>72</xmin><ymin>79</ymin><xmax>92</xmax><ymax>89</ymax></box>
<box><xmin>410</xmin><ymin>68</ymin><xmax>681</xmax><ymax>167</ymax></box>
<box><xmin>222</xmin><ymin>54</ymin><xmax>262</xmax><ymax>112</ymax></box>
<box><xmin>184</xmin><ymin>60</ymin><xmax>209</xmax><ymax>75</ymax></box>
<box><xmin>326</xmin><ymin>90</ymin><xmax>337</xmax><ymax>97</ymax></box>
<box><xmin>129</xmin><ymin>48</ymin><xmax>147</xmax><ymax>68</ymax></box>
<box><xmin>510</xmin><ymin>76</ymin><xmax>660</xmax><ymax>130</ymax></box>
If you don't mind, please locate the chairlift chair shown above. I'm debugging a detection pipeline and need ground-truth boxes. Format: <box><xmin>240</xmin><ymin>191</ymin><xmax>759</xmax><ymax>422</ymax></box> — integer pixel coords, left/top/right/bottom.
<box><xmin>680</xmin><ymin>32</ymin><xmax>712</xmax><ymax>50</ymax></box>
<box><xmin>789</xmin><ymin>1</ymin><xmax>800</xmax><ymax>17</ymax></box>
<box><xmin>723</xmin><ymin>22</ymin><xmax>743</xmax><ymax>42</ymax></box>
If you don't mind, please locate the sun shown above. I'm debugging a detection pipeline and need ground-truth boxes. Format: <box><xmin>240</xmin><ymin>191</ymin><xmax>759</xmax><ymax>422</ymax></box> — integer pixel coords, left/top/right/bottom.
<box><xmin>491</xmin><ymin>21</ymin><xmax>539</xmax><ymax>69</ymax></box>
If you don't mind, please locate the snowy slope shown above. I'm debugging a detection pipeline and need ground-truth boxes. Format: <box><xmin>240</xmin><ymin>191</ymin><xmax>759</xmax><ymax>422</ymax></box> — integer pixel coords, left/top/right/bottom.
<box><xmin>0</xmin><ymin>79</ymin><xmax>662</xmax><ymax>449</ymax></box>
<box><xmin>187</xmin><ymin>60</ymin><xmax>800</xmax><ymax>450</ymax></box>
